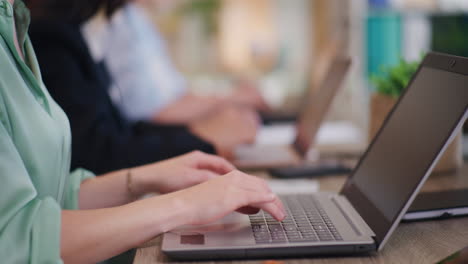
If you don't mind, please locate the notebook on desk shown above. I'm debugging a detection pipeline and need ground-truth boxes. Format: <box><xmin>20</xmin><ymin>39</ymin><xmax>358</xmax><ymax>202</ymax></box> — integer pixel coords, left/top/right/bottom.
<box><xmin>162</xmin><ymin>52</ymin><xmax>468</xmax><ymax>260</ymax></box>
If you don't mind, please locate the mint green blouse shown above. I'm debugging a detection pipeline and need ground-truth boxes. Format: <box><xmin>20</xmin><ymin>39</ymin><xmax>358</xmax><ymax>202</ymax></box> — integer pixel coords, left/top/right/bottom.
<box><xmin>0</xmin><ymin>1</ymin><xmax>95</xmax><ymax>263</ymax></box>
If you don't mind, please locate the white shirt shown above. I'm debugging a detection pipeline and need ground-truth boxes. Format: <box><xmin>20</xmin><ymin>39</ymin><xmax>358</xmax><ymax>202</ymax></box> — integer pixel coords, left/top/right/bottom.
<box><xmin>81</xmin><ymin>3</ymin><xmax>187</xmax><ymax>121</ymax></box>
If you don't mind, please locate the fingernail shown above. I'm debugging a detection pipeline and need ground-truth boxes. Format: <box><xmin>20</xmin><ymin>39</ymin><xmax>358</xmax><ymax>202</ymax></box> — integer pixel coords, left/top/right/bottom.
<box><xmin>279</xmin><ymin>211</ymin><xmax>286</xmax><ymax>221</ymax></box>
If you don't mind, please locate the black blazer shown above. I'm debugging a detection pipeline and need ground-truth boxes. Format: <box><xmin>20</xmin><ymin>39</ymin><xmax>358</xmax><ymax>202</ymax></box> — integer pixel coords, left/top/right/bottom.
<box><xmin>29</xmin><ymin>21</ymin><xmax>214</xmax><ymax>174</ymax></box>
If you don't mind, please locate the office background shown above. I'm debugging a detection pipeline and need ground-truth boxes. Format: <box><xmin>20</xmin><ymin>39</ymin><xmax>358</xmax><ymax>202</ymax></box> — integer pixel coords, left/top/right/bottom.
<box><xmin>141</xmin><ymin>0</ymin><xmax>468</xmax><ymax>140</ymax></box>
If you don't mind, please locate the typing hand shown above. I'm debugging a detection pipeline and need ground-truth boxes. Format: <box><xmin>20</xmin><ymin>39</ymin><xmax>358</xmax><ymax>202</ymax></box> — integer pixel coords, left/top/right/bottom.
<box><xmin>132</xmin><ymin>151</ymin><xmax>235</xmax><ymax>194</ymax></box>
<box><xmin>166</xmin><ymin>170</ymin><xmax>286</xmax><ymax>226</ymax></box>
<box><xmin>189</xmin><ymin>105</ymin><xmax>260</xmax><ymax>159</ymax></box>
<box><xmin>154</xmin><ymin>94</ymin><xmax>226</xmax><ymax>124</ymax></box>
<box><xmin>230</xmin><ymin>83</ymin><xmax>271</xmax><ymax>112</ymax></box>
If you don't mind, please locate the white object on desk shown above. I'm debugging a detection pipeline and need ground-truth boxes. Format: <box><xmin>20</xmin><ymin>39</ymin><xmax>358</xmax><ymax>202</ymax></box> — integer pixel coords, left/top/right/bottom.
<box><xmin>267</xmin><ymin>179</ymin><xmax>319</xmax><ymax>195</ymax></box>
<box><xmin>255</xmin><ymin>122</ymin><xmax>296</xmax><ymax>146</ymax></box>
<box><xmin>256</xmin><ymin>121</ymin><xmax>366</xmax><ymax>153</ymax></box>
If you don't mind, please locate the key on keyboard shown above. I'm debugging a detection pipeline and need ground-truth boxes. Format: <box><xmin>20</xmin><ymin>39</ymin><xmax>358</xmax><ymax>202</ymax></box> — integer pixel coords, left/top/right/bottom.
<box><xmin>249</xmin><ymin>195</ymin><xmax>343</xmax><ymax>244</ymax></box>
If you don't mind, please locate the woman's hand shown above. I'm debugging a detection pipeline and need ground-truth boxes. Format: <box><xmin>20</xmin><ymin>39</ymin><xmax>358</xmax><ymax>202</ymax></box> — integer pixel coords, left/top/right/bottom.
<box><xmin>189</xmin><ymin>105</ymin><xmax>260</xmax><ymax>159</ymax></box>
<box><xmin>153</xmin><ymin>94</ymin><xmax>226</xmax><ymax>125</ymax></box>
<box><xmin>161</xmin><ymin>170</ymin><xmax>286</xmax><ymax>228</ymax></box>
<box><xmin>132</xmin><ymin>151</ymin><xmax>235</xmax><ymax>195</ymax></box>
<box><xmin>230</xmin><ymin>83</ymin><xmax>271</xmax><ymax>112</ymax></box>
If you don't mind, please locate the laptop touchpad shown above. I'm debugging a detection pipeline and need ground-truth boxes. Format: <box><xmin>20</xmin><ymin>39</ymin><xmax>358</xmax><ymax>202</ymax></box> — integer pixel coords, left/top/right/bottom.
<box><xmin>181</xmin><ymin>234</ymin><xmax>205</xmax><ymax>245</ymax></box>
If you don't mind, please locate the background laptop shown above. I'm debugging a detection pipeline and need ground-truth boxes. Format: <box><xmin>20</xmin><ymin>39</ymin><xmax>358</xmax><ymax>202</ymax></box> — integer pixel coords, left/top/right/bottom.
<box><xmin>162</xmin><ymin>52</ymin><xmax>468</xmax><ymax>260</ymax></box>
<box><xmin>233</xmin><ymin>56</ymin><xmax>352</xmax><ymax>169</ymax></box>
<box><xmin>261</xmin><ymin>39</ymin><xmax>344</xmax><ymax>124</ymax></box>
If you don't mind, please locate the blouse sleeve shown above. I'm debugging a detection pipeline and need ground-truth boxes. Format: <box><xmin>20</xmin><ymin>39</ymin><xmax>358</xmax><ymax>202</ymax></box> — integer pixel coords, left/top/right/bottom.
<box><xmin>63</xmin><ymin>168</ymin><xmax>95</xmax><ymax>210</ymax></box>
<box><xmin>0</xmin><ymin>120</ymin><xmax>62</xmax><ymax>263</ymax></box>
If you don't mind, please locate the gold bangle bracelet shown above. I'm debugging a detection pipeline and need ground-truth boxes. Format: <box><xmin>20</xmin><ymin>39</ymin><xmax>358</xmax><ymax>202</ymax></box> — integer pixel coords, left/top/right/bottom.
<box><xmin>126</xmin><ymin>169</ymin><xmax>137</xmax><ymax>201</ymax></box>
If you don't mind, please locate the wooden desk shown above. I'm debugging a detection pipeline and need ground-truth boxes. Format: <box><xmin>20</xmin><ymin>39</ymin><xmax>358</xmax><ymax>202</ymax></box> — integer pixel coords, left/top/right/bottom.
<box><xmin>134</xmin><ymin>163</ymin><xmax>468</xmax><ymax>264</ymax></box>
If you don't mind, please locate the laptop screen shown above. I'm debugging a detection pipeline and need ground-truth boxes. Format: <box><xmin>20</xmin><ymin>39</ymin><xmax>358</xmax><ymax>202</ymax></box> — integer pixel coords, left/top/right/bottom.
<box><xmin>293</xmin><ymin>58</ymin><xmax>351</xmax><ymax>156</ymax></box>
<box><xmin>341</xmin><ymin>54</ymin><xmax>468</xmax><ymax>249</ymax></box>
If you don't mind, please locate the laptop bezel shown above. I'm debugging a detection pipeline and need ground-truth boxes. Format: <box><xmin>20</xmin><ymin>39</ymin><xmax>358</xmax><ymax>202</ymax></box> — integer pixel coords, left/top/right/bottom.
<box><xmin>340</xmin><ymin>52</ymin><xmax>468</xmax><ymax>250</ymax></box>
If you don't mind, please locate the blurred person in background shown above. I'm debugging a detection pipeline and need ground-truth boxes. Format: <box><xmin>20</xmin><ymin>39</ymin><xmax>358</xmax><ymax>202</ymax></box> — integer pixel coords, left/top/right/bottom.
<box><xmin>25</xmin><ymin>0</ymin><xmax>259</xmax><ymax>175</ymax></box>
<box><xmin>0</xmin><ymin>1</ymin><xmax>285</xmax><ymax>263</ymax></box>
<box><xmin>82</xmin><ymin>0</ymin><xmax>270</xmax><ymax>125</ymax></box>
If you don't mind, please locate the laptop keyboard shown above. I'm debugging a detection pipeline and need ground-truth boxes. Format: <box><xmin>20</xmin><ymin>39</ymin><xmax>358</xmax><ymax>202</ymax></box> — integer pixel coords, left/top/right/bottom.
<box><xmin>249</xmin><ymin>195</ymin><xmax>343</xmax><ymax>244</ymax></box>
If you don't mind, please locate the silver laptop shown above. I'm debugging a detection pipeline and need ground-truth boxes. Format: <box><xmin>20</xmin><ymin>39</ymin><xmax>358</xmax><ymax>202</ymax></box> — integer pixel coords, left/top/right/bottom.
<box><xmin>163</xmin><ymin>52</ymin><xmax>468</xmax><ymax>260</ymax></box>
<box><xmin>233</xmin><ymin>56</ymin><xmax>352</xmax><ymax>169</ymax></box>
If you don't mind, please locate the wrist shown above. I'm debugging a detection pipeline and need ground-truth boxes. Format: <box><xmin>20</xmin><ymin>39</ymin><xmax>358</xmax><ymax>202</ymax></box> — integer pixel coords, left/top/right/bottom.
<box><xmin>150</xmin><ymin>191</ymin><xmax>192</xmax><ymax>233</ymax></box>
<box><xmin>128</xmin><ymin>165</ymin><xmax>158</xmax><ymax>197</ymax></box>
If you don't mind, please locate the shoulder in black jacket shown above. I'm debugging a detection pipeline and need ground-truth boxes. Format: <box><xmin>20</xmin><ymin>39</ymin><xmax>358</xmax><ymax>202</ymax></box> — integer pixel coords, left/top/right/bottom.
<box><xmin>29</xmin><ymin>21</ymin><xmax>215</xmax><ymax>174</ymax></box>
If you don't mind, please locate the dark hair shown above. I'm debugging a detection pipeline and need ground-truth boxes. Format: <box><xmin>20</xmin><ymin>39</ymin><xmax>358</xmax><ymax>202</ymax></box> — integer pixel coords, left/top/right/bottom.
<box><xmin>24</xmin><ymin>0</ymin><xmax>128</xmax><ymax>24</ymax></box>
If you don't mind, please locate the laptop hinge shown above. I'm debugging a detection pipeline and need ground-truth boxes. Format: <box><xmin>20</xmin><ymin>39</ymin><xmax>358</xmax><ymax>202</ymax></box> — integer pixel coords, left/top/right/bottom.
<box><xmin>332</xmin><ymin>195</ymin><xmax>376</xmax><ymax>238</ymax></box>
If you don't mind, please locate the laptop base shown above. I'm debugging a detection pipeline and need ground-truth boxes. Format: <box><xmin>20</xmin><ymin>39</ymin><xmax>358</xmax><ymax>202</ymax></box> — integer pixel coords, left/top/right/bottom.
<box><xmin>162</xmin><ymin>193</ymin><xmax>377</xmax><ymax>261</ymax></box>
<box><xmin>164</xmin><ymin>243</ymin><xmax>375</xmax><ymax>261</ymax></box>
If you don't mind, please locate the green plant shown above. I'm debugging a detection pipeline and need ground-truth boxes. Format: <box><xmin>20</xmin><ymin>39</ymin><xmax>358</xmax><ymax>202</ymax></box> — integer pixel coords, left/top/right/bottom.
<box><xmin>178</xmin><ymin>0</ymin><xmax>221</xmax><ymax>35</ymax></box>
<box><xmin>371</xmin><ymin>58</ymin><xmax>420</xmax><ymax>98</ymax></box>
